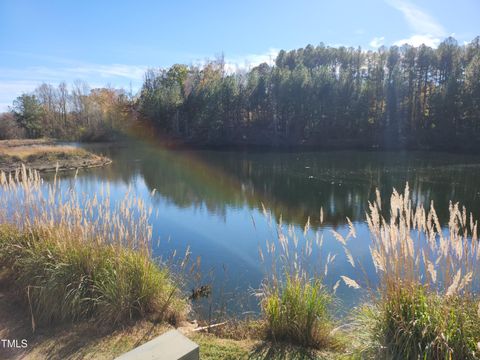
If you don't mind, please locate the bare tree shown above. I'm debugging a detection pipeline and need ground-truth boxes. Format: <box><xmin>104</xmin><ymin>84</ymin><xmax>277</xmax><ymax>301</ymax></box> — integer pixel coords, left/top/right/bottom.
<box><xmin>57</xmin><ymin>82</ymin><xmax>69</xmax><ymax>129</ymax></box>
<box><xmin>72</xmin><ymin>80</ymin><xmax>91</xmax><ymax>126</ymax></box>
<box><xmin>35</xmin><ymin>83</ymin><xmax>56</xmax><ymax>136</ymax></box>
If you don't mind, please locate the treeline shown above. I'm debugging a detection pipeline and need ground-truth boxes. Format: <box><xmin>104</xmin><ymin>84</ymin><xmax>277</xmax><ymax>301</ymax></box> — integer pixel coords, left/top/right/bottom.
<box><xmin>0</xmin><ymin>81</ymin><xmax>133</xmax><ymax>141</ymax></box>
<box><xmin>2</xmin><ymin>37</ymin><xmax>479</xmax><ymax>148</ymax></box>
<box><xmin>138</xmin><ymin>37</ymin><xmax>480</xmax><ymax>150</ymax></box>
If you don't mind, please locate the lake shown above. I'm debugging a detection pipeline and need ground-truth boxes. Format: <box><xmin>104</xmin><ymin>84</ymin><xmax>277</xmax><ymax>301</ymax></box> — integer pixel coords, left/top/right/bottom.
<box><xmin>47</xmin><ymin>140</ymin><xmax>480</xmax><ymax>318</ymax></box>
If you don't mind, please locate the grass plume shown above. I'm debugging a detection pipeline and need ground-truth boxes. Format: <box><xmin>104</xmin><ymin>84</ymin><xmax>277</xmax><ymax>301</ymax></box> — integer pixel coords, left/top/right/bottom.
<box><xmin>0</xmin><ymin>166</ymin><xmax>187</xmax><ymax>327</ymax></box>
<box><xmin>258</xmin><ymin>211</ymin><xmax>342</xmax><ymax>350</ymax></box>
<box><xmin>351</xmin><ymin>184</ymin><xmax>480</xmax><ymax>359</ymax></box>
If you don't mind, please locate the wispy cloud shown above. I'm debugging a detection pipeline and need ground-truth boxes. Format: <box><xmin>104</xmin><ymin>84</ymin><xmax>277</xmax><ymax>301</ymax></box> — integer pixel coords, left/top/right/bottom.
<box><xmin>0</xmin><ymin>52</ymin><xmax>149</xmax><ymax>111</ymax></box>
<box><xmin>388</xmin><ymin>0</ymin><xmax>445</xmax><ymax>36</ymax></box>
<box><xmin>0</xmin><ymin>81</ymin><xmax>38</xmax><ymax>111</ymax></box>
<box><xmin>369</xmin><ymin>36</ymin><xmax>385</xmax><ymax>48</ymax></box>
<box><xmin>387</xmin><ymin>0</ymin><xmax>446</xmax><ymax>48</ymax></box>
<box><xmin>0</xmin><ymin>64</ymin><xmax>147</xmax><ymax>83</ymax></box>
<box><xmin>393</xmin><ymin>34</ymin><xmax>442</xmax><ymax>47</ymax></box>
<box><xmin>61</xmin><ymin>64</ymin><xmax>147</xmax><ymax>80</ymax></box>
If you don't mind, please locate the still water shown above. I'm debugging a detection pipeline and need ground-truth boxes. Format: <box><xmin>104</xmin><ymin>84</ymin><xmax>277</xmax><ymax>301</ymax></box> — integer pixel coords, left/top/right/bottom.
<box><xmin>48</xmin><ymin>140</ymin><xmax>480</xmax><ymax>317</ymax></box>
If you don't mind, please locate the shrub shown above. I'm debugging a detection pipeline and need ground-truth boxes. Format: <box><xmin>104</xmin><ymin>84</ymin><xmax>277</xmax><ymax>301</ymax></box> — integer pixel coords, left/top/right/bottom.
<box><xmin>258</xmin><ymin>211</ymin><xmax>341</xmax><ymax>350</ymax></box>
<box><xmin>261</xmin><ymin>273</ymin><xmax>333</xmax><ymax>348</ymax></box>
<box><xmin>351</xmin><ymin>185</ymin><xmax>480</xmax><ymax>359</ymax></box>
<box><xmin>0</xmin><ymin>167</ymin><xmax>188</xmax><ymax>327</ymax></box>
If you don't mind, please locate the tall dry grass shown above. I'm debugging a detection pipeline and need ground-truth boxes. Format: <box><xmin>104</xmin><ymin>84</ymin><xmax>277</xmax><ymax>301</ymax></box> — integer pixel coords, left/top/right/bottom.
<box><xmin>0</xmin><ymin>166</ymin><xmax>152</xmax><ymax>248</ymax></box>
<box><xmin>349</xmin><ymin>184</ymin><xmax>480</xmax><ymax>359</ymax></box>
<box><xmin>0</xmin><ymin>166</ymin><xmax>188</xmax><ymax>327</ymax></box>
<box><xmin>366</xmin><ymin>184</ymin><xmax>479</xmax><ymax>295</ymax></box>
<box><xmin>0</xmin><ymin>145</ymin><xmax>88</xmax><ymax>160</ymax></box>
<box><xmin>258</xmin><ymin>208</ymin><xmax>343</xmax><ymax>349</ymax></box>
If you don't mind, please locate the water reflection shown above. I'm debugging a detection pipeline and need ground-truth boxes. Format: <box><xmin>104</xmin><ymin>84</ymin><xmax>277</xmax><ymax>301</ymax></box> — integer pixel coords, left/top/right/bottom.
<box><xmin>62</xmin><ymin>142</ymin><xmax>480</xmax><ymax>226</ymax></box>
<box><xmin>45</xmin><ymin>141</ymin><xmax>480</xmax><ymax>316</ymax></box>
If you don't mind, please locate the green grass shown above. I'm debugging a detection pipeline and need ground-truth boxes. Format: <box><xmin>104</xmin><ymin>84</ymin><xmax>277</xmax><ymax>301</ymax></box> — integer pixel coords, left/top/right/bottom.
<box><xmin>261</xmin><ymin>273</ymin><xmax>338</xmax><ymax>350</ymax></box>
<box><xmin>354</xmin><ymin>285</ymin><xmax>480</xmax><ymax>359</ymax></box>
<box><xmin>0</xmin><ymin>225</ymin><xmax>187</xmax><ymax>327</ymax></box>
<box><xmin>192</xmin><ymin>333</ymin><xmax>335</xmax><ymax>360</ymax></box>
<box><xmin>192</xmin><ymin>334</ymin><xmax>252</xmax><ymax>360</ymax></box>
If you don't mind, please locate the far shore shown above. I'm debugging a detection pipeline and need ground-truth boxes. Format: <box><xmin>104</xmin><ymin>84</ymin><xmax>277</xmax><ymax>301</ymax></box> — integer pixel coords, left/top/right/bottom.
<box><xmin>0</xmin><ymin>138</ymin><xmax>112</xmax><ymax>173</ymax></box>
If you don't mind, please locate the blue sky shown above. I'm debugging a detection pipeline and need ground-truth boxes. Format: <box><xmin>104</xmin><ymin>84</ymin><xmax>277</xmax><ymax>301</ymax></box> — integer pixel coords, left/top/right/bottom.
<box><xmin>0</xmin><ymin>0</ymin><xmax>479</xmax><ymax>111</ymax></box>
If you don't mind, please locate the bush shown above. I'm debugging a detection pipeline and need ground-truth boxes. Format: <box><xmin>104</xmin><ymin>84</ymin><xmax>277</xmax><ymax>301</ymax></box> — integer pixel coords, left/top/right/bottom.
<box><xmin>261</xmin><ymin>273</ymin><xmax>334</xmax><ymax>348</ymax></box>
<box><xmin>356</xmin><ymin>285</ymin><xmax>480</xmax><ymax>359</ymax></box>
<box><xmin>256</xmin><ymin>211</ymin><xmax>343</xmax><ymax>350</ymax></box>
<box><xmin>0</xmin><ymin>225</ymin><xmax>187</xmax><ymax>327</ymax></box>
<box><xmin>351</xmin><ymin>185</ymin><xmax>480</xmax><ymax>359</ymax></box>
<box><xmin>0</xmin><ymin>167</ymin><xmax>188</xmax><ymax>327</ymax></box>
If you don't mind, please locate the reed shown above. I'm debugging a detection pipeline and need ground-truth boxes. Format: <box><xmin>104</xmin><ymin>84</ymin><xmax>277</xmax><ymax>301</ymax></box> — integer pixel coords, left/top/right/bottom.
<box><xmin>350</xmin><ymin>184</ymin><xmax>480</xmax><ymax>359</ymax></box>
<box><xmin>258</xmin><ymin>209</ymin><xmax>341</xmax><ymax>349</ymax></box>
<box><xmin>0</xmin><ymin>166</ymin><xmax>188</xmax><ymax>327</ymax></box>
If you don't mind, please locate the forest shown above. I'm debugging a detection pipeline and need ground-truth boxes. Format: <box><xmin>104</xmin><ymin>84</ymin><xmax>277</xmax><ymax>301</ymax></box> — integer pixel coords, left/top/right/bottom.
<box><xmin>138</xmin><ymin>37</ymin><xmax>480</xmax><ymax>150</ymax></box>
<box><xmin>2</xmin><ymin>37</ymin><xmax>480</xmax><ymax>150</ymax></box>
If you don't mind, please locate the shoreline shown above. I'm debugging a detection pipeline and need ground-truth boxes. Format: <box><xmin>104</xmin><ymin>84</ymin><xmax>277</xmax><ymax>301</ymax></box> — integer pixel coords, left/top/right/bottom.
<box><xmin>0</xmin><ymin>139</ymin><xmax>112</xmax><ymax>173</ymax></box>
<box><xmin>128</xmin><ymin>122</ymin><xmax>480</xmax><ymax>155</ymax></box>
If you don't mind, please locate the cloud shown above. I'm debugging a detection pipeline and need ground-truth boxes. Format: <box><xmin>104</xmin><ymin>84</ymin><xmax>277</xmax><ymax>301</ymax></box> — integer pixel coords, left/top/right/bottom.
<box><xmin>388</xmin><ymin>0</ymin><xmax>445</xmax><ymax>36</ymax></box>
<box><xmin>188</xmin><ymin>48</ymin><xmax>279</xmax><ymax>74</ymax></box>
<box><xmin>393</xmin><ymin>34</ymin><xmax>442</xmax><ymax>48</ymax></box>
<box><xmin>387</xmin><ymin>0</ymin><xmax>446</xmax><ymax>48</ymax></box>
<box><xmin>0</xmin><ymin>49</ymin><xmax>281</xmax><ymax>111</ymax></box>
<box><xmin>0</xmin><ymin>80</ymin><xmax>39</xmax><ymax>111</ymax></box>
<box><xmin>64</xmin><ymin>64</ymin><xmax>147</xmax><ymax>80</ymax></box>
<box><xmin>369</xmin><ymin>36</ymin><xmax>385</xmax><ymax>48</ymax></box>
<box><xmin>0</xmin><ymin>58</ymin><xmax>148</xmax><ymax>111</ymax></box>
<box><xmin>1</xmin><ymin>64</ymin><xmax>147</xmax><ymax>83</ymax></box>
<box><xmin>223</xmin><ymin>48</ymin><xmax>279</xmax><ymax>73</ymax></box>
